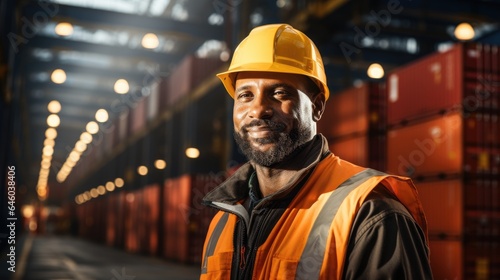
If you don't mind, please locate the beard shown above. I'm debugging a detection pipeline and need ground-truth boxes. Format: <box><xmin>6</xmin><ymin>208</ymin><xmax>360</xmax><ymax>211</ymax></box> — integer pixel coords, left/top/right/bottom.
<box><xmin>233</xmin><ymin>119</ymin><xmax>312</xmax><ymax>167</ymax></box>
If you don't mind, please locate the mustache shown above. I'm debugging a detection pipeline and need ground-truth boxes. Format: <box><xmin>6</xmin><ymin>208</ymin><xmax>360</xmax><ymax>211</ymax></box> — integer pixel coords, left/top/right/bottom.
<box><xmin>242</xmin><ymin>119</ymin><xmax>286</xmax><ymax>132</ymax></box>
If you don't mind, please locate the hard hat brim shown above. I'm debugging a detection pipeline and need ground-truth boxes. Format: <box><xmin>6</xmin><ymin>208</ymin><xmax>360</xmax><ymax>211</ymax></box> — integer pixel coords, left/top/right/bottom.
<box><xmin>217</xmin><ymin>63</ymin><xmax>330</xmax><ymax>100</ymax></box>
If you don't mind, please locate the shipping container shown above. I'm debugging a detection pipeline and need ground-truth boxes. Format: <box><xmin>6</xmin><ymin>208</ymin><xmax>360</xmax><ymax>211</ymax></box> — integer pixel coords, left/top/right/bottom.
<box><xmin>318</xmin><ymin>82</ymin><xmax>386</xmax><ymax>138</ymax></box>
<box><xmin>388</xmin><ymin>43</ymin><xmax>500</xmax><ymax>126</ymax></box>
<box><xmin>162</xmin><ymin>173</ymin><xmax>223</xmax><ymax>263</ymax></box>
<box><xmin>428</xmin><ymin>239</ymin><xmax>463</xmax><ymax>280</ymax></box>
<box><xmin>130</xmin><ymin>96</ymin><xmax>147</xmax><ymax>135</ymax></box>
<box><xmin>415</xmin><ymin>179</ymin><xmax>463</xmax><ymax>237</ymax></box>
<box><xmin>318</xmin><ymin>82</ymin><xmax>387</xmax><ymax>170</ymax></box>
<box><xmin>166</xmin><ymin>55</ymin><xmax>224</xmax><ymax>107</ymax></box>
<box><xmin>387</xmin><ymin>111</ymin><xmax>463</xmax><ymax>178</ymax></box>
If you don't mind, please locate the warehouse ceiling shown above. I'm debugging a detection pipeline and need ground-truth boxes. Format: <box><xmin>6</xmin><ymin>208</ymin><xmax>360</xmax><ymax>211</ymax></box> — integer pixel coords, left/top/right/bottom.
<box><xmin>1</xmin><ymin>0</ymin><xmax>499</xmax><ymax>204</ymax></box>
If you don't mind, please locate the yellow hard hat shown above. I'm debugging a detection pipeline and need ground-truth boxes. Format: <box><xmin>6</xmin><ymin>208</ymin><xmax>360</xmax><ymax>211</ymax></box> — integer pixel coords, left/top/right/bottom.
<box><xmin>217</xmin><ymin>24</ymin><xmax>330</xmax><ymax>100</ymax></box>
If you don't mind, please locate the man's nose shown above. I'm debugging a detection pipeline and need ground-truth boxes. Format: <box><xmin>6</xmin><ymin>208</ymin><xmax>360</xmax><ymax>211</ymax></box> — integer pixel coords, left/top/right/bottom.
<box><xmin>248</xmin><ymin>94</ymin><xmax>273</xmax><ymax>119</ymax></box>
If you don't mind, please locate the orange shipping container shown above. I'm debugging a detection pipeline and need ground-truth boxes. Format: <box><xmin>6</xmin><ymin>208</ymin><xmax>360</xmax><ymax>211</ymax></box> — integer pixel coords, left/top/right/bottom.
<box><xmin>428</xmin><ymin>239</ymin><xmax>463</xmax><ymax>280</ymax></box>
<box><xmin>318</xmin><ymin>82</ymin><xmax>386</xmax><ymax>139</ymax></box>
<box><xmin>387</xmin><ymin>111</ymin><xmax>463</xmax><ymax>178</ymax></box>
<box><xmin>415</xmin><ymin>179</ymin><xmax>463</xmax><ymax>237</ymax></box>
<box><xmin>387</xmin><ymin>43</ymin><xmax>499</xmax><ymax>126</ymax></box>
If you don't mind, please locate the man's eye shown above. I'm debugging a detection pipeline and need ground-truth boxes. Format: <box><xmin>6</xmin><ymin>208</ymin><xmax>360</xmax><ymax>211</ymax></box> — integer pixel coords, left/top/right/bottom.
<box><xmin>274</xmin><ymin>90</ymin><xmax>290</xmax><ymax>97</ymax></box>
<box><xmin>237</xmin><ymin>92</ymin><xmax>253</xmax><ymax>99</ymax></box>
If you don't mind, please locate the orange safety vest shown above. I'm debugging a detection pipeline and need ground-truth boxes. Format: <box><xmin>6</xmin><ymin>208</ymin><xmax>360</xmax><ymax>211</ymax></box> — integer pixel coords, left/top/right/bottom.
<box><xmin>200</xmin><ymin>155</ymin><xmax>428</xmax><ymax>280</ymax></box>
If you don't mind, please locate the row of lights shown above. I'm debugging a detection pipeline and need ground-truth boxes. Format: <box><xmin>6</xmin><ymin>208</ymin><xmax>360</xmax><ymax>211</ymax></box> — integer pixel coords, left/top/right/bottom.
<box><xmin>56</xmin><ymin>111</ymin><xmax>108</xmax><ymax>183</ymax></box>
<box><xmin>36</xmin><ymin>101</ymin><xmax>62</xmax><ymax>201</ymax></box>
<box><xmin>74</xmin><ymin>177</ymin><xmax>125</xmax><ymax>205</ymax></box>
<box><xmin>75</xmin><ymin>159</ymin><xmax>166</xmax><ymax>205</ymax></box>
<box><xmin>54</xmin><ymin>22</ymin><xmax>161</xmax><ymax>50</ymax></box>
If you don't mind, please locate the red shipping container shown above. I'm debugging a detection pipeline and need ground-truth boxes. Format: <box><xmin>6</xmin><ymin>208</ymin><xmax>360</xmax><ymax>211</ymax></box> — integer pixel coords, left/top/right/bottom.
<box><xmin>415</xmin><ymin>179</ymin><xmax>463</xmax><ymax>237</ymax></box>
<box><xmin>117</xmin><ymin>110</ymin><xmax>129</xmax><ymax>143</ymax></box>
<box><xmin>464</xmin><ymin>241</ymin><xmax>500</xmax><ymax>280</ymax></box>
<box><xmin>465</xmin><ymin>210</ymin><xmax>500</xmax><ymax>241</ymax></box>
<box><xmin>387</xmin><ymin>44</ymin><xmax>463</xmax><ymax>125</ymax></box>
<box><xmin>329</xmin><ymin>135</ymin><xmax>368</xmax><ymax>167</ymax></box>
<box><xmin>388</xmin><ymin>43</ymin><xmax>500</xmax><ymax>126</ymax></box>
<box><xmin>387</xmin><ymin>111</ymin><xmax>463</xmax><ymax>178</ymax></box>
<box><xmin>318</xmin><ymin>84</ymin><xmax>369</xmax><ymax>138</ymax></box>
<box><xmin>167</xmin><ymin>55</ymin><xmax>224</xmax><ymax>106</ymax></box>
<box><xmin>428</xmin><ymin>239</ymin><xmax>463</xmax><ymax>280</ymax></box>
<box><xmin>318</xmin><ymin>82</ymin><xmax>386</xmax><ymax>139</ymax></box>
<box><xmin>130</xmin><ymin>97</ymin><xmax>147</xmax><ymax>135</ymax></box>
<box><xmin>146</xmin><ymin>83</ymin><xmax>160</xmax><ymax>121</ymax></box>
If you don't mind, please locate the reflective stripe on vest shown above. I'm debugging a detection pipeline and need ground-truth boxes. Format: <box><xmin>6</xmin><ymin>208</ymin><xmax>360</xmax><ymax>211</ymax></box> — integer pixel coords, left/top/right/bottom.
<box><xmin>296</xmin><ymin>168</ymin><xmax>385</xmax><ymax>280</ymax></box>
<box><xmin>201</xmin><ymin>211</ymin><xmax>229</xmax><ymax>274</ymax></box>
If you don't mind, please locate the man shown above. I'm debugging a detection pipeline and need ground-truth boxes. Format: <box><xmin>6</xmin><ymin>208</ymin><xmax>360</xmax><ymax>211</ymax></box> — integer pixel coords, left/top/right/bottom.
<box><xmin>200</xmin><ymin>24</ymin><xmax>432</xmax><ymax>280</ymax></box>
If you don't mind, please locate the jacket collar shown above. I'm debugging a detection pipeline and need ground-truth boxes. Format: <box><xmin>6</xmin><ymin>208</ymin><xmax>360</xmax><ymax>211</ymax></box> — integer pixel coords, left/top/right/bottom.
<box><xmin>203</xmin><ymin>134</ymin><xmax>331</xmax><ymax>205</ymax></box>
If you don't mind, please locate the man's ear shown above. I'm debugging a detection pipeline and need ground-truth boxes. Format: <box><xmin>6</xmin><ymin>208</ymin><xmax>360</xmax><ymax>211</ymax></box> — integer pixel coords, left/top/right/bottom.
<box><xmin>311</xmin><ymin>93</ymin><xmax>326</xmax><ymax>122</ymax></box>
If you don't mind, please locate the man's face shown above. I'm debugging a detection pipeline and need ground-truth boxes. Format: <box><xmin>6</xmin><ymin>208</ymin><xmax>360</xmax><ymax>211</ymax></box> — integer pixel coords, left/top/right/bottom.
<box><xmin>232</xmin><ymin>71</ymin><xmax>324</xmax><ymax>167</ymax></box>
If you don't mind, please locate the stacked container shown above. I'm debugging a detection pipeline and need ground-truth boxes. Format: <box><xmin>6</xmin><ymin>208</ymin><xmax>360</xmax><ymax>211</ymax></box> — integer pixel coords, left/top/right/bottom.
<box><xmin>162</xmin><ymin>173</ymin><xmax>222</xmax><ymax>263</ymax></box>
<box><xmin>385</xmin><ymin>43</ymin><xmax>499</xmax><ymax>280</ymax></box>
<box><xmin>318</xmin><ymin>82</ymin><xmax>387</xmax><ymax>171</ymax></box>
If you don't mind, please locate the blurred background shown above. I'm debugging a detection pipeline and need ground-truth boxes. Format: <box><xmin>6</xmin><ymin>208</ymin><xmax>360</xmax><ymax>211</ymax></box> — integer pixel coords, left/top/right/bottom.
<box><xmin>0</xmin><ymin>0</ymin><xmax>499</xmax><ymax>279</ymax></box>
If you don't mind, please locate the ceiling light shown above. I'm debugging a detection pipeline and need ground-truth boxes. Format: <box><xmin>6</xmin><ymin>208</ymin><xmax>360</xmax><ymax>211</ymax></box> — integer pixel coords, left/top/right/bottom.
<box><xmin>69</xmin><ymin>151</ymin><xmax>81</xmax><ymax>162</ymax></box>
<box><xmin>114</xmin><ymin>178</ymin><xmax>124</xmax><ymax>188</ymax></box>
<box><xmin>47</xmin><ymin>114</ymin><xmax>60</xmax><ymax>127</ymax></box>
<box><xmin>105</xmin><ymin>181</ymin><xmax>115</xmax><ymax>192</ymax></box>
<box><xmin>90</xmin><ymin>188</ymin><xmax>99</xmax><ymax>198</ymax></box>
<box><xmin>51</xmin><ymin>69</ymin><xmax>66</xmax><ymax>84</ymax></box>
<box><xmin>47</xmin><ymin>100</ymin><xmax>61</xmax><ymax>113</ymax></box>
<box><xmin>74</xmin><ymin>141</ymin><xmax>87</xmax><ymax>153</ymax></box>
<box><xmin>114</xmin><ymin>79</ymin><xmax>130</xmax><ymax>94</ymax></box>
<box><xmin>141</xmin><ymin>33</ymin><xmax>160</xmax><ymax>49</ymax></box>
<box><xmin>97</xmin><ymin>185</ymin><xmax>106</xmax><ymax>195</ymax></box>
<box><xmin>86</xmin><ymin>121</ymin><xmax>99</xmax><ymax>134</ymax></box>
<box><xmin>154</xmin><ymin>159</ymin><xmax>166</xmax><ymax>170</ymax></box>
<box><xmin>454</xmin><ymin>22</ymin><xmax>475</xmax><ymax>41</ymax></box>
<box><xmin>42</xmin><ymin>145</ymin><xmax>54</xmax><ymax>156</ymax></box>
<box><xmin>44</xmin><ymin>138</ymin><xmax>55</xmax><ymax>147</ymax></box>
<box><xmin>80</xmin><ymin>132</ymin><xmax>93</xmax><ymax>144</ymax></box>
<box><xmin>95</xmin><ymin>109</ymin><xmax>109</xmax><ymax>123</ymax></box>
<box><xmin>45</xmin><ymin>128</ymin><xmax>57</xmax><ymax>139</ymax></box>
<box><xmin>367</xmin><ymin>63</ymin><xmax>385</xmax><ymax>79</ymax></box>
<box><xmin>54</xmin><ymin>22</ymin><xmax>74</xmax><ymax>36</ymax></box>
<box><xmin>137</xmin><ymin>165</ymin><xmax>148</xmax><ymax>176</ymax></box>
<box><xmin>185</xmin><ymin>147</ymin><xmax>200</xmax><ymax>158</ymax></box>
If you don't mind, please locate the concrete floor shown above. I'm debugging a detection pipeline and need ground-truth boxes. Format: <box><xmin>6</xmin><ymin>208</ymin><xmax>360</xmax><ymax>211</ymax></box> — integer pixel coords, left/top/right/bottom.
<box><xmin>1</xmin><ymin>234</ymin><xmax>200</xmax><ymax>280</ymax></box>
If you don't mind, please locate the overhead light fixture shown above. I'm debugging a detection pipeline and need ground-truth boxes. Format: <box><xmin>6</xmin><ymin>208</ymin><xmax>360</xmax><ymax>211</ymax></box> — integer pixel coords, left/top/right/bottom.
<box><xmin>86</xmin><ymin>121</ymin><xmax>99</xmax><ymax>134</ymax></box>
<box><xmin>367</xmin><ymin>63</ymin><xmax>385</xmax><ymax>79</ymax></box>
<box><xmin>154</xmin><ymin>159</ymin><xmax>167</xmax><ymax>170</ymax></box>
<box><xmin>45</xmin><ymin>128</ymin><xmax>57</xmax><ymax>139</ymax></box>
<box><xmin>80</xmin><ymin>132</ymin><xmax>93</xmax><ymax>144</ymax></box>
<box><xmin>454</xmin><ymin>22</ymin><xmax>475</xmax><ymax>41</ymax></box>
<box><xmin>137</xmin><ymin>165</ymin><xmax>148</xmax><ymax>176</ymax></box>
<box><xmin>185</xmin><ymin>147</ymin><xmax>200</xmax><ymax>159</ymax></box>
<box><xmin>51</xmin><ymin>69</ymin><xmax>66</xmax><ymax>84</ymax></box>
<box><xmin>105</xmin><ymin>181</ymin><xmax>116</xmax><ymax>192</ymax></box>
<box><xmin>48</xmin><ymin>100</ymin><xmax>61</xmax><ymax>113</ymax></box>
<box><xmin>54</xmin><ymin>22</ymin><xmax>74</xmax><ymax>36</ymax></box>
<box><xmin>141</xmin><ymin>33</ymin><xmax>160</xmax><ymax>49</ymax></box>
<box><xmin>95</xmin><ymin>109</ymin><xmax>109</xmax><ymax>123</ymax></box>
<box><xmin>47</xmin><ymin>114</ymin><xmax>60</xmax><ymax>127</ymax></box>
<box><xmin>114</xmin><ymin>177</ymin><xmax>124</xmax><ymax>188</ymax></box>
<box><xmin>114</xmin><ymin>79</ymin><xmax>129</xmax><ymax>94</ymax></box>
